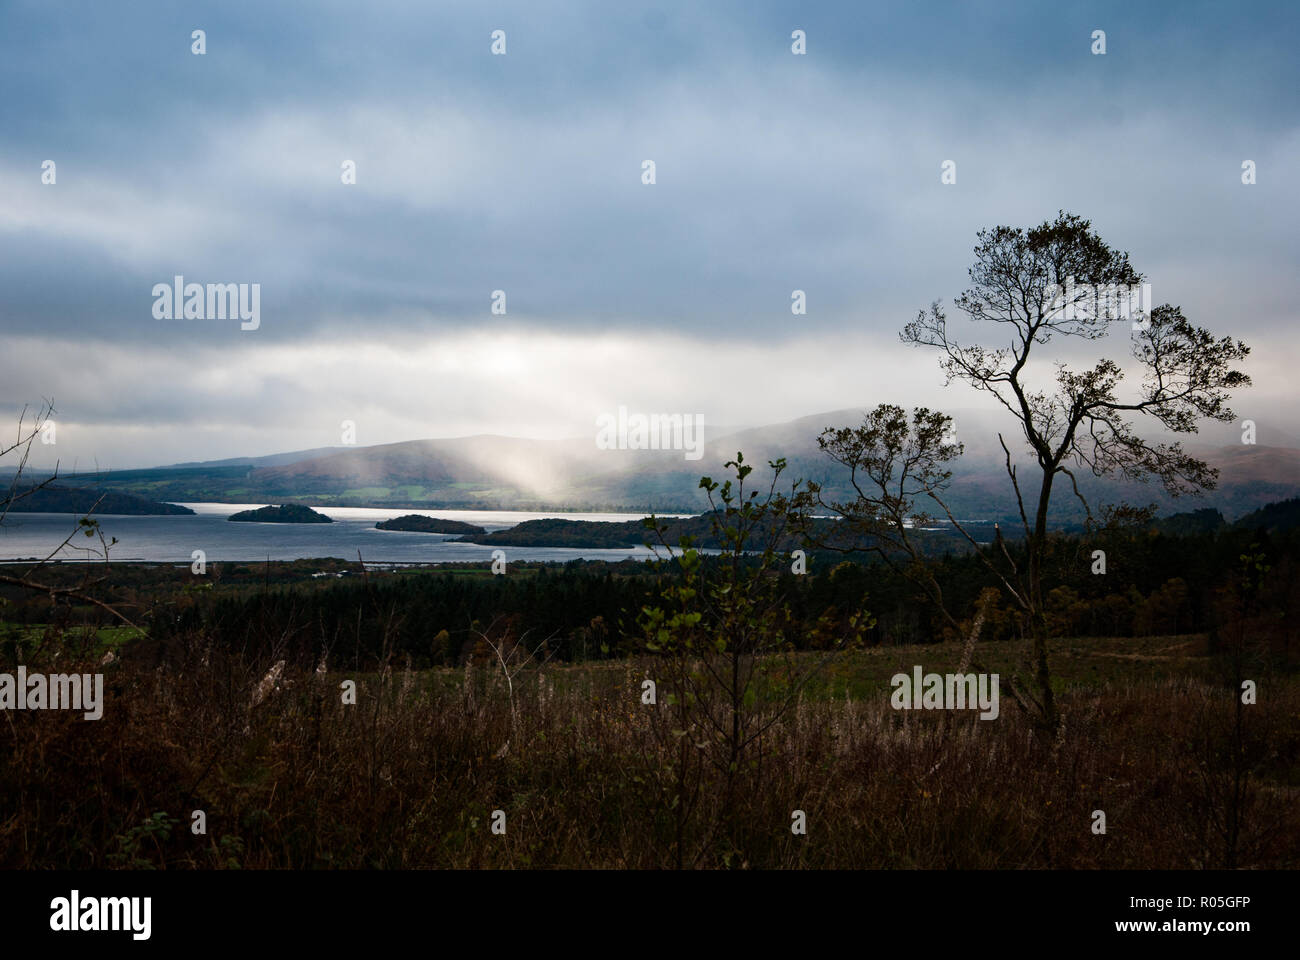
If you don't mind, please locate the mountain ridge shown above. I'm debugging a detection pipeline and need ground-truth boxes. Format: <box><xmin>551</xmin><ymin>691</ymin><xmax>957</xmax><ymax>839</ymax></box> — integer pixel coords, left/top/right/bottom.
<box><xmin>24</xmin><ymin>407</ymin><xmax>1298</xmax><ymax>522</ymax></box>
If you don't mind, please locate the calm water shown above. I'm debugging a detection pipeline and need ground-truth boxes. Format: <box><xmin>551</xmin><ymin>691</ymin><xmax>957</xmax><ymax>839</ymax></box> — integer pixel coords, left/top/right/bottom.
<box><xmin>0</xmin><ymin>503</ymin><xmax>677</xmax><ymax>564</ymax></box>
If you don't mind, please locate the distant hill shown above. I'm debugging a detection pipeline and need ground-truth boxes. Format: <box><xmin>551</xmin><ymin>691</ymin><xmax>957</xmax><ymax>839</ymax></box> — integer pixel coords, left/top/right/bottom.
<box><xmin>167</xmin><ymin>447</ymin><xmax>344</xmax><ymax>469</ymax></box>
<box><xmin>32</xmin><ymin>409</ymin><xmax>1300</xmax><ymax>523</ymax></box>
<box><xmin>228</xmin><ymin>504</ymin><xmax>332</xmax><ymax>524</ymax></box>
<box><xmin>1233</xmin><ymin>497</ymin><xmax>1300</xmax><ymax>533</ymax></box>
<box><xmin>0</xmin><ymin>484</ymin><xmax>194</xmax><ymax>516</ymax></box>
<box><xmin>1152</xmin><ymin>507</ymin><xmax>1227</xmax><ymax>536</ymax></box>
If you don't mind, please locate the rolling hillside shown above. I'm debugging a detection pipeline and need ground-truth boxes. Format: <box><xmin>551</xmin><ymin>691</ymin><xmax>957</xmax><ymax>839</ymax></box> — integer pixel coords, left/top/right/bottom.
<box><xmin>26</xmin><ymin>408</ymin><xmax>1300</xmax><ymax>521</ymax></box>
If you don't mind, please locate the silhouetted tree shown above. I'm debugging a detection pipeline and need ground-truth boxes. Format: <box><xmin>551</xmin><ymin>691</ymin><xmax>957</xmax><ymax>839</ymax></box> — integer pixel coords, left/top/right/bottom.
<box><xmin>902</xmin><ymin>211</ymin><xmax>1250</xmax><ymax>731</ymax></box>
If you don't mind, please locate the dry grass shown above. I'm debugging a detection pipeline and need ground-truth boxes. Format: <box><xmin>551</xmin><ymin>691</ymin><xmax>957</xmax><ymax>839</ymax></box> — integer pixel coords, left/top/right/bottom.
<box><xmin>2</xmin><ymin>633</ymin><xmax>1296</xmax><ymax>869</ymax></box>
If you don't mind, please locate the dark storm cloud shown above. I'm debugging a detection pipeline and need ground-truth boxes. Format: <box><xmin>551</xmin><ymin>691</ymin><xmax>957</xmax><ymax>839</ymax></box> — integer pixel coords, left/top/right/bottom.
<box><xmin>0</xmin><ymin>0</ymin><xmax>1294</xmax><ymax>464</ymax></box>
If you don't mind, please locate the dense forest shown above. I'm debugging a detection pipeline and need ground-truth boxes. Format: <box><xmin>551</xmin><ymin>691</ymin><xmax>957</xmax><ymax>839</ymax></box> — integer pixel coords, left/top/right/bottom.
<box><xmin>88</xmin><ymin>499</ymin><xmax>1295</xmax><ymax>669</ymax></box>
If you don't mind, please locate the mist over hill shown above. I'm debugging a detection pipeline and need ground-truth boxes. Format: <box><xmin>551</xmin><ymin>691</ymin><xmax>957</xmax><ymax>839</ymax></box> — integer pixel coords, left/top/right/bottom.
<box><xmin>26</xmin><ymin>408</ymin><xmax>1300</xmax><ymax>522</ymax></box>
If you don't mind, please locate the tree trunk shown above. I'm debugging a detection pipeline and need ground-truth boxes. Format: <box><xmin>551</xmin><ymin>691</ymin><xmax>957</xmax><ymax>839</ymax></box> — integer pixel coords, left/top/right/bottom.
<box><xmin>1029</xmin><ymin>470</ymin><xmax>1060</xmax><ymax>732</ymax></box>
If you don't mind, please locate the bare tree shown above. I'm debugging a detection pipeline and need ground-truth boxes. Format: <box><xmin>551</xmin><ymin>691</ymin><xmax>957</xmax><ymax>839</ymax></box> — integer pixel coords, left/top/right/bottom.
<box><xmin>1</xmin><ymin>402</ymin><xmax>60</xmax><ymax>525</ymax></box>
<box><xmin>900</xmin><ymin>211</ymin><xmax>1250</xmax><ymax>731</ymax></box>
<box><xmin>0</xmin><ymin>401</ymin><xmax>135</xmax><ymax>629</ymax></box>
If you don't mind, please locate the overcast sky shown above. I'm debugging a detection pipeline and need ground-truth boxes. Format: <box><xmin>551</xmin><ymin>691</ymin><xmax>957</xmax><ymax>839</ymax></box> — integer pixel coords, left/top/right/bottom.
<box><xmin>2</xmin><ymin>0</ymin><xmax>1296</xmax><ymax>470</ymax></box>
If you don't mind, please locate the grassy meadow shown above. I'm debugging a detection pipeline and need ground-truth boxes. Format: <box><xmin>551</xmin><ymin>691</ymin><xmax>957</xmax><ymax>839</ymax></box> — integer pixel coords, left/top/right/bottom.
<box><xmin>3</xmin><ymin>625</ymin><xmax>1295</xmax><ymax>870</ymax></box>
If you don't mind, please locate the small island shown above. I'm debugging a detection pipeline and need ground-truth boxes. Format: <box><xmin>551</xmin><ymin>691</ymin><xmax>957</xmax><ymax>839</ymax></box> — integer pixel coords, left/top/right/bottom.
<box><xmin>228</xmin><ymin>504</ymin><xmax>333</xmax><ymax>524</ymax></box>
<box><xmin>376</xmin><ymin>514</ymin><xmax>486</xmax><ymax>535</ymax></box>
<box><xmin>450</xmin><ymin>514</ymin><xmax>801</xmax><ymax>550</ymax></box>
